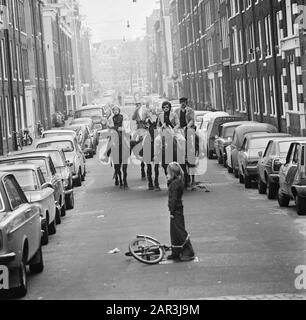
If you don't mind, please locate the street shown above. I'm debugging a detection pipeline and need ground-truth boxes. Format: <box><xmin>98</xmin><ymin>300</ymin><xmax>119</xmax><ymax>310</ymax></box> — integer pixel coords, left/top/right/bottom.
<box><xmin>23</xmin><ymin>142</ymin><xmax>306</xmax><ymax>300</ymax></box>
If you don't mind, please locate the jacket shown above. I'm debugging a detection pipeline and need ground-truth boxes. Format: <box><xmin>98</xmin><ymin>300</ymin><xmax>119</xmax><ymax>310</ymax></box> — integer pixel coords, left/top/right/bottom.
<box><xmin>157</xmin><ymin>112</ymin><xmax>179</xmax><ymax>129</ymax></box>
<box><xmin>168</xmin><ymin>177</ymin><xmax>184</xmax><ymax>213</ymax></box>
<box><xmin>174</xmin><ymin>107</ymin><xmax>195</xmax><ymax>128</ymax></box>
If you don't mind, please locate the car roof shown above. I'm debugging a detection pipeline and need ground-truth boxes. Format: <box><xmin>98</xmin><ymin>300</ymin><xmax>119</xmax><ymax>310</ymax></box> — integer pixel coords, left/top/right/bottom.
<box><xmin>0</xmin><ymin>153</ymin><xmax>51</xmax><ymax>163</ymax></box>
<box><xmin>0</xmin><ymin>164</ymin><xmax>39</xmax><ymax>172</ymax></box>
<box><xmin>44</xmin><ymin>130</ymin><xmax>75</xmax><ymax>134</ymax></box>
<box><xmin>36</xmin><ymin>136</ymin><xmax>75</xmax><ymax>144</ymax></box>
<box><xmin>244</xmin><ymin>133</ymin><xmax>289</xmax><ymax>140</ymax></box>
<box><xmin>71</xmin><ymin>118</ymin><xmax>92</xmax><ymax>123</ymax></box>
<box><xmin>221</xmin><ymin>121</ymin><xmax>255</xmax><ymax>128</ymax></box>
<box><xmin>235</xmin><ymin>123</ymin><xmax>277</xmax><ymax>133</ymax></box>
<box><xmin>268</xmin><ymin>137</ymin><xmax>306</xmax><ymax>143</ymax></box>
<box><xmin>76</xmin><ymin>105</ymin><xmax>103</xmax><ymax>111</ymax></box>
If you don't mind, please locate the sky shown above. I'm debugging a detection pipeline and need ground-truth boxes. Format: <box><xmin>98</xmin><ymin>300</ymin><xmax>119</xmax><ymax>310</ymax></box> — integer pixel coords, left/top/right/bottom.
<box><xmin>79</xmin><ymin>0</ymin><xmax>159</xmax><ymax>43</ymax></box>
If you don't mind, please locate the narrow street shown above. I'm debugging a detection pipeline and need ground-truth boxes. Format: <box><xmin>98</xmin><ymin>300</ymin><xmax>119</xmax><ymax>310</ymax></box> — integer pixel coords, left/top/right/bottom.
<box><xmin>23</xmin><ymin>143</ymin><xmax>306</xmax><ymax>300</ymax></box>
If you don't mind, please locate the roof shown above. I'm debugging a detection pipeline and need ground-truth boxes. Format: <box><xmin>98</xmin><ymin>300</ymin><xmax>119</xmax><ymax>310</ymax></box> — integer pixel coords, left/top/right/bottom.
<box><xmin>235</xmin><ymin>123</ymin><xmax>277</xmax><ymax>133</ymax></box>
<box><xmin>36</xmin><ymin>136</ymin><xmax>75</xmax><ymax>145</ymax></box>
<box><xmin>0</xmin><ymin>164</ymin><xmax>39</xmax><ymax>172</ymax></box>
<box><xmin>244</xmin><ymin>133</ymin><xmax>289</xmax><ymax>140</ymax></box>
<box><xmin>43</xmin><ymin>130</ymin><xmax>75</xmax><ymax>135</ymax></box>
<box><xmin>12</xmin><ymin>148</ymin><xmax>63</xmax><ymax>156</ymax></box>
<box><xmin>221</xmin><ymin>121</ymin><xmax>254</xmax><ymax>128</ymax></box>
<box><xmin>0</xmin><ymin>153</ymin><xmax>51</xmax><ymax>163</ymax></box>
<box><xmin>76</xmin><ymin>105</ymin><xmax>104</xmax><ymax>111</ymax></box>
<box><xmin>268</xmin><ymin>137</ymin><xmax>306</xmax><ymax>143</ymax></box>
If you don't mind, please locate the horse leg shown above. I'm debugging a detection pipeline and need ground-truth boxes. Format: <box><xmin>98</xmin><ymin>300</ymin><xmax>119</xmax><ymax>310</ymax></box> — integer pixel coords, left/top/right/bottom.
<box><xmin>117</xmin><ymin>165</ymin><xmax>123</xmax><ymax>188</ymax></box>
<box><xmin>141</xmin><ymin>161</ymin><xmax>146</xmax><ymax>180</ymax></box>
<box><xmin>114</xmin><ymin>164</ymin><xmax>119</xmax><ymax>186</ymax></box>
<box><xmin>123</xmin><ymin>164</ymin><xmax>128</xmax><ymax>188</ymax></box>
<box><xmin>147</xmin><ymin>164</ymin><xmax>154</xmax><ymax>190</ymax></box>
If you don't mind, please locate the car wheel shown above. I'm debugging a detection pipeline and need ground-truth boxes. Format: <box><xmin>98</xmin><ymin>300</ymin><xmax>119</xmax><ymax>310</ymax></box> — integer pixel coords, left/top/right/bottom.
<box><xmin>41</xmin><ymin>220</ymin><xmax>49</xmax><ymax>246</ymax></box>
<box><xmin>76</xmin><ymin>169</ymin><xmax>82</xmax><ymax>187</ymax></box>
<box><xmin>48</xmin><ymin>217</ymin><xmax>57</xmax><ymax>235</ymax></box>
<box><xmin>278</xmin><ymin>191</ymin><xmax>290</xmax><ymax>207</ymax></box>
<box><xmin>55</xmin><ymin>208</ymin><xmax>61</xmax><ymax>225</ymax></box>
<box><xmin>267</xmin><ymin>179</ymin><xmax>278</xmax><ymax>200</ymax></box>
<box><xmin>258</xmin><ymin>176</ymin><xmax>267</xmax><ymax>195</ymax></box>
<box><xmin>296</xmin><ymin>196</ymin><xmax>306</xmax><ymax>216</ymax></box>
<box><xmin>29</xmin><ymin>246</ymin><xmax>44</xmax><ymax>274</ymax></box>
<box><xmin>65</xmin><ymin>192</ymin><xmax>75</xmax><ymax>210</ymax></box>
<box><xmin>14</xmin><ymin>260</ymin><xmax>27</xmax><ymax>298</ymax></box>
<box><xmin>244</xmin><ymin>174</ymin><xmax>252</xmax><ymax>189</ymax></box>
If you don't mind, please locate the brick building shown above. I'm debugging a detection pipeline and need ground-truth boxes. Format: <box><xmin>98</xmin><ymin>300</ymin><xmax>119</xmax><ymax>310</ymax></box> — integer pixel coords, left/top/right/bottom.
<box><xmin>0</xmin><ymin>0</ymin><xmax>50</xmax><ymax>155</ymax></box>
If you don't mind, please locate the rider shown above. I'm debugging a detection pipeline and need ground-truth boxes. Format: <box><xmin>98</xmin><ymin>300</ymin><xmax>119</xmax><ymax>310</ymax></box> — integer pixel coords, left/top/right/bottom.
<box><xmin>154</xmin><ymin>101</ymin><xmax>185</xmax><ymax>168</ymax></box>
<box><xmin>132</xmin><ymin>102</ymin><xmax>155</xmax><ymax>179</ymax></box>
<box><xmin>175</xmin><ymin>97</ymin><xmax>195</xmax><ymax>130</ymax></box>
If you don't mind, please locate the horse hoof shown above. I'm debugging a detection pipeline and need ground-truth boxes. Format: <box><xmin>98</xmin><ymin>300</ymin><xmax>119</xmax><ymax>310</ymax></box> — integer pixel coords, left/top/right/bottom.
<box><xmin>154</xmin><ymin>187</ymin><xmax>161</xmax><ymax>192</ymax></box>
<box><xmin>148</xmin><ymin>186</ymin><xmax>154</xmax><ymax>191</ymax></box>
<box><xmin>141</xmin><ymin>176</ymin><xmax>146</xmax><ymax>181</ymax></box>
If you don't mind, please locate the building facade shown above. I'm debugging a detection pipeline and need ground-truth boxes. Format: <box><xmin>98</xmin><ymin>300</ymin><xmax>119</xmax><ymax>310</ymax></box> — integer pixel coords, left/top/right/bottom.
<box><xmin>0</xmin><ymin>0</ymin><xmax>50</xmax><ymax>155</ymax></box>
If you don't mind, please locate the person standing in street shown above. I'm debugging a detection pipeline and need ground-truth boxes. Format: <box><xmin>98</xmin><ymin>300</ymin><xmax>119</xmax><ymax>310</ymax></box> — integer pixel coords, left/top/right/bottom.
<box><xmin>167</xmin><ymin>162</ymin><xmax>195</xmax><ymax>262</ymax></box>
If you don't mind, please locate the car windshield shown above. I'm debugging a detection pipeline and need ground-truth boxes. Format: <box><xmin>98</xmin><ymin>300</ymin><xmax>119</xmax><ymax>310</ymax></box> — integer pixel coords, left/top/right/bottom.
<box><xmin>249</xmin><ymin>138</ymin><xmax>271</xmax><ymax>150</ymax></box>
<box><xmin>44</xmin><ymin>132</ymin><xmax>74</xmax><ymax>139</ymax></box>
<box><xmin>75</xmin><ymin>109</ymin><xmax>103</xmax><ymax>118</ymax></box>
<box><xmin>2</xmin><ymin>160</ymin><xmax>48</xmax><ymax>176</ymax></box>
<box><xmin>12</xmin><ymin>170</ymin><xmax>39</xmax><ymax>192</ymax></box>
<box><xmin>224</xmin><ymin>126</ymin><xmax>237</xmax><ymax>138</ymax></box>
<box><xmin>37</xmin><ymin>141</ymin><xmax>74</xmax><ymax>153</ymax></box>
<box><xmin>279</xmin><ymin>141</ymin><xmax>294</xmax><ymax>156</ymax></box>
<box><xmin>49</xmin><ymin>151</ymin><xmax>65</xmax><ymax>167</ymax></box>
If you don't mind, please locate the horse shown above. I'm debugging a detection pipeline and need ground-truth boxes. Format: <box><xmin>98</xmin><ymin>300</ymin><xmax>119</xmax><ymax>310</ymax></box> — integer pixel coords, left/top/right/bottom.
<box><xmin>104</xmin><ymin>129</ymin><xmax>131</xmax><ymax>189</ymax></box>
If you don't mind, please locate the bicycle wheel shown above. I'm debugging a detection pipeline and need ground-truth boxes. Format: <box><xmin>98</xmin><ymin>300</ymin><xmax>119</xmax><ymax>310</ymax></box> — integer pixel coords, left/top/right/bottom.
<box><xmin>129</xmin><ymin>237</ymin><xmax>165</xmax><ymax>265</ymax></box>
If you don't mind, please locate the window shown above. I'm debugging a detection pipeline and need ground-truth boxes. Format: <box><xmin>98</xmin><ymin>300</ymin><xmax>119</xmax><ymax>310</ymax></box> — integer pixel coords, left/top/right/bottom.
<box><xmin>264</xmin><ymin>15</ymin><xmax>272</xmax><ymax>57</ymax></box>
<box><xmin>4</xmin><ymin>176</ymin><xmax>27</xmax><ymax>210</ymax></box>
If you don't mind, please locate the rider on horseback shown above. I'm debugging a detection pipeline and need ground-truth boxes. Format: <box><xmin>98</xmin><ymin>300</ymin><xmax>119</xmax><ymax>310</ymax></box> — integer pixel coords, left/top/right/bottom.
<box><xmin>154</xmin><ymin>101</ymin><xmax>185</xmax><ymax>168</ymax></box>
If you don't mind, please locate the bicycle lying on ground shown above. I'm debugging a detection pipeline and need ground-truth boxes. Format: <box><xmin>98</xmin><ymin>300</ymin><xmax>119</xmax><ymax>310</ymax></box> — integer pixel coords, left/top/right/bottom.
<box><xmin>125</xmin><ymin>234</ymin><xmax>191</xmax><ymax>265</ymax></box>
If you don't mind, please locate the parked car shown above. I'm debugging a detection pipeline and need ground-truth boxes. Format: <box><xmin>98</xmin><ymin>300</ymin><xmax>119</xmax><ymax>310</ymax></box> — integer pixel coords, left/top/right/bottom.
<box><xmin>66</xmin><ymin>124</ymin><xmax>97</xmax><ymax>158</ymax></box>
<box><xmin>0</xmin><ymin>172</ymin><xmax>43</xmax><ymax>297</ymax></box>
<box><xmin>195</xmin><ymin>111</ymin><xmax>210</xmax><ymax>128</ymax></box>
<box><xmin>70</xmin><ymin>118</ymin><xmax>99</xmax><ymax>146</ymax></box>
<box><xmin>207</xmin><ymin>116</ymin><xmax>243</xmax><ymax>159</ymax></box>
<box><xmin>11</xmin><ymin>148</ymin><xmax>75</xmax><ymax>210</ymax></box>
<box><xmin>42</xmin><ymin>129</ymin><xmax>77</xmax><ymax>140</ymax></box>
<box><xmin>0</xmin><ymin>153</ymin><xmax>65</xmax><ymax>222</ymax></box>
<box><xmin>35</xmin><ymin>136</ymin><xmax>86</xmax><ymax>187</ymax></box>
<box><xmin>226</xmin><ymin>123</ymin><xmax>278</xmax><ymax>178</ymax></box>
<box><xmin>0</xmin><ymin>164</ymin><xmax>56</xmax><ymax>246</ymax></box>
<box><xmin>257</xmin><ymin>137</ymin><xmax>306</xmax><ymax>199</ymax></box>
<box><xmin>74</xmin><ymin>105</ymin><xmax>111</xmax><ymax>131</ymax></box>
<box><xmin>238</xmin><ymin>133</ymin><xmax>290</xmax><ymax>188</ymax></box>
<box><xmin>199</xmin><ymin>112</ymin><xmax>229</xmax><ymax>132</ymax></box>
<box><xmin>278</xmin><ymin>141</ymin><xmax>306</xmax><ymax>215</ymax></box>
<box><xmin>215</xmin><ymin>121</ymin><xmax>251</xmax><ymax>166</ymax></box>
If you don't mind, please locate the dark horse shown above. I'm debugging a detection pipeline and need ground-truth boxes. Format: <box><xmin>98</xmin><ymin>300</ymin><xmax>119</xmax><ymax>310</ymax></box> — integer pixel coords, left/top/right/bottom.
<box><xmin>105</xmin><ymin>129</ymin><xmax>131</xmax><ymax>188</ymax></box>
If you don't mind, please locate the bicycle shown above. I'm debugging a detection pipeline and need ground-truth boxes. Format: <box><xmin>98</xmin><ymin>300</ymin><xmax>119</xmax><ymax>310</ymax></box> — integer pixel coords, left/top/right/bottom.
<box><xmin>22</xmin><ymin>128</ymin><xmax>33</xmax><ymax>146</ymax></box>
<box><xmin>125</xmin><ymin>234</ymin><xmax>191</xmax><ymax>265</ymax></box>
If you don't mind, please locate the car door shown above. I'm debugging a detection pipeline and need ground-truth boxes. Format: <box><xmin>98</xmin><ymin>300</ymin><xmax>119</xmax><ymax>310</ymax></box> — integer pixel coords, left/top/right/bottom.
<box><xmin>259</xmin><ymin>141</ymin><xmax>273</xmax><ymax>182</ymax></box>
<box><xmin>37</xmin><ymin>168</ymin><xmax>56</xmax><ymax>223</ymax></box>
<box><xmin>281</xmin><ymin>144</ymin><xmax>298</xmax><ymax>196</ymax></box>
<box><xmin>49</xmin><ymin>158</ymin><xmax>64</xmax><ymax>207</ymax></box>
<box><xmin>4</xmin><ymin>175</ymin><xmax>40</xmax><ymax>259</ymax></box>
<box><xmin>238</xmin><ymin>138</ymin><xmax>247</xmax><ymax>174</ymax></box>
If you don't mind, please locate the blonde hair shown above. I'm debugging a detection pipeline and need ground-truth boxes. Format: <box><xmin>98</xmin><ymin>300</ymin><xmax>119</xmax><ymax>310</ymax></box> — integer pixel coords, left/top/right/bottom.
<box><xmin>168</xmin><ymin>162</ymin><xmax>184</xmax><ymax>181</ymax></box>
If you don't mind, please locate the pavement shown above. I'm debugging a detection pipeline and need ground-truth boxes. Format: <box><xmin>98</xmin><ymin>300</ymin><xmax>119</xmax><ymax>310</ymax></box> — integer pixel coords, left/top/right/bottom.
<box><xmin>21</xmin><ymin>142</ymin><xmax>306</xmax><ymax>300</ymax></box>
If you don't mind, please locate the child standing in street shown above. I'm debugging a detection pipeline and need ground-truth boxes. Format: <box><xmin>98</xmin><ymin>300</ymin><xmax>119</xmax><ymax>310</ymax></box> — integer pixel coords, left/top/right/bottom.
<box><xmin>167</xmin><ymin>162</ymin><xmax>195</xmax><ymax>262</ymax></box>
